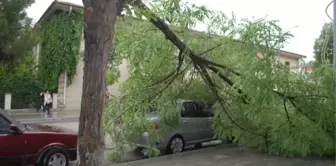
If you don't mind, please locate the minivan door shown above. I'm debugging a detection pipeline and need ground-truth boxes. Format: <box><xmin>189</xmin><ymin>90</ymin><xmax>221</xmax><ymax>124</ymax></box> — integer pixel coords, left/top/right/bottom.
<box><xmin>179</xmin><ymin>101</ymin><xmax>201</xmax><ymax>144</ymax></box>
<box><xmin>194</xmin><ymin>102</ymin><xmax>213</xmax><ymax>141</ymax></box>
<box><xmin>202</xmin><ymin>105</ymin><xmax>214</xmax><ymax>139</ymax></box>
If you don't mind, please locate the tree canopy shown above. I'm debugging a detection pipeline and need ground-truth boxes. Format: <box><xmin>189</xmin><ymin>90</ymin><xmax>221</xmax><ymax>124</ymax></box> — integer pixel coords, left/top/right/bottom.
<box><xmin>0</xmin><ymin>0</ymin><xmax>38</xmax><ymax>62</ymax></box>
<box><xmin>101</xmin><ymin>1</ymin><xmax>336</xmax><ymax>161</ymax></box>
<box><xmin>0</xmin><ymin>0</ymin><xmax>42</xmax><ymax>109</ymax></box>
<box><xmin>103</xmin><ymin>0</ymin><xmax>335</xmax><ymax>160</ymax></box>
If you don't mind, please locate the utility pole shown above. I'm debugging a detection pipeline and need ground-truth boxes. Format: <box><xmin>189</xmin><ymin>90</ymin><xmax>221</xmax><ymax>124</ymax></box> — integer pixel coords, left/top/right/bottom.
<box><xmin>334</xmin><ymin>0</ymin><xmax>336</xmax><ymax>70</ymax></box>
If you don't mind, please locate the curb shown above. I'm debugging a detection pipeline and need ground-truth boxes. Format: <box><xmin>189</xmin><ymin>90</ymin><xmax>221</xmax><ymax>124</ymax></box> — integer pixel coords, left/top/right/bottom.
<box><xmin>8</xmin><ymin>111</ymin><xmax>80</xmax><ymax>116</ymax></box>
<box><xmin>109</xmin><ymin>144</ymin><xmax>237</xmax><ymax>166</ymax></box>
<box><xmin>9</xmin><ymin>112</ymin><xmax>79</xmax><ymax>116</ymax></box>
<box><xmin>18</xmin><ymin>117</ymin><xmax>79</xmax><ymax>124</ymax></box>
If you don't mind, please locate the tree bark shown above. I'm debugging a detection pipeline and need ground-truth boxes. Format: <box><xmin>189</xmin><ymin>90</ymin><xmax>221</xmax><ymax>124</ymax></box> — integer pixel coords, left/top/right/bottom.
<box><xmin>78</xmin><ymin>0</ymin><xmax>117</xmax><ymax>166</ymax></box>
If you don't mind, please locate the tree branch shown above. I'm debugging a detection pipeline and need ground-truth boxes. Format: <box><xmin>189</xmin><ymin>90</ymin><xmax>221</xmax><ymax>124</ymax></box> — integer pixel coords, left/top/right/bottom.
<box><xmin>194</xmin><ymin>63</ymin><xmax>263</xmax><ymax>137</ymax></box>
<box><xmin>149</xmin><ymin>42</ymin><xmax>223</xmax><ymax>87</ymax></box>
<box><xmin>283</xmin><ymin>98</ymin><xmax>293</xmax><ymax>127</ymax></box>
<box><xmin>114</xmin><ymin>60</ymin><xmax>191</xmax><ymax>121</ymax></box>
<box><xmin>130</xmin><ymin>0</ymin><xmax>240</xmax><ymax>76</ymax></box>
<box><xmin>274</xmin><ymin>90</ymin><xmax>334</xmax><ymax>140</ymax></box>
<box><xmin>128</xmin><ymin>0</ymin><xmax>334</xmax><ymax>142</ymax></box>
<box><xmin>206</xmin><ymin>66</ymin><xmax>249</xmax><ymax>104</ymax></box>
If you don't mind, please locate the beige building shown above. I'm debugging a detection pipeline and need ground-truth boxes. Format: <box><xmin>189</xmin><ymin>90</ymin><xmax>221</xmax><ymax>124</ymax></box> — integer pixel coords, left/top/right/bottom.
<box><xmin>34</xmin><ymin>1</ymin><xmax>306</xmax><ymax>111</ymax></box>
<box><xmin>276</xmin><ymin>50</ymin><xmax>306</xmax><ymax>69</ymax></box>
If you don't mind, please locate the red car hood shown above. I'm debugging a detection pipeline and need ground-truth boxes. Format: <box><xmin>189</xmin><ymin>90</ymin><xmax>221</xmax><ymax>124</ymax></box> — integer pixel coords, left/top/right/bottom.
<box><xmin>25</xmin><ymin>124</ymin><xmax>77</xmax><ymax>134</ymax></box>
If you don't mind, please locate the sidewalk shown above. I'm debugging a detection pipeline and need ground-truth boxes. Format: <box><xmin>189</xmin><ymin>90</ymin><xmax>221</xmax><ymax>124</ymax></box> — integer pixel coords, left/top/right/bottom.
<box><xmin>8</xmin><ymin>110</ymin><xmax>80</xmax><ymax>123</ymax></box>
<box><xmin>111</xmin><ymin>145</ymin><xmax>335</xmax><ymax>166</ymax></box>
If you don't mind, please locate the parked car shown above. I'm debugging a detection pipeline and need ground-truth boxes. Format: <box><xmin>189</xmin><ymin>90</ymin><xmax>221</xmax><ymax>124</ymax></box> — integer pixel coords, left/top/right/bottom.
<box><xmin>0</xmin><ymin>109</ymin><xmax>77</xmax><ymax>166</ymax></box>
<box><xmin>119</xmin><ymin>99</ymin><xmax>215</xmax><ymax>154</ymax></box>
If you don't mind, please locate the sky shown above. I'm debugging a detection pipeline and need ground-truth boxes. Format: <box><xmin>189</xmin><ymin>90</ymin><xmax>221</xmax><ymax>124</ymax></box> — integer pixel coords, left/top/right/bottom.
<box><xmin>26</xmin><ymin>0</ymin><xmax>334</xmax><ymax>61</ymax></box>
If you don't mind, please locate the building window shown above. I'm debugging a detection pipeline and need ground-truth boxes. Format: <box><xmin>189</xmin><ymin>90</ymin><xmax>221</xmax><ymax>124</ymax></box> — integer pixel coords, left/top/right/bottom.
<box><xmin>285</xmin><ymin>61</ymin><xmax>290</xmax><ymax>68</ymax></box>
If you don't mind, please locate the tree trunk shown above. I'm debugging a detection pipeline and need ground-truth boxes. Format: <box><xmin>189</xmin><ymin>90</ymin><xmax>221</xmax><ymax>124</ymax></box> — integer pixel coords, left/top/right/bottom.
<box><xmin>78</xmin><ymin>0</ymin><xmax>117</xmax><ymax>166</ymax></box>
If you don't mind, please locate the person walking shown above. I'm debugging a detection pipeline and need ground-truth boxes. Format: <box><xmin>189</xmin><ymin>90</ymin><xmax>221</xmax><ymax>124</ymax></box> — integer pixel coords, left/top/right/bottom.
<box><xmin>38</xmin><ymin>91</ymin><xmax>45</xmax><ymax>112</ymax></box>
<box><xmin>105</xmin><ymin>87</ymin><xmax>110</xmax><ymax>100</ymax></box>
<box><xmin>43</xmin><ymin>90</ymin><xmax>52</xmax><ymax>114</ymax></box>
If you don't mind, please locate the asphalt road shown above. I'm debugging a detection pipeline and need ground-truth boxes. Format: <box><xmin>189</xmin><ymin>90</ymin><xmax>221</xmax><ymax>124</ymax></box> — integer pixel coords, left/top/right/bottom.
<box><xmin>41</xmin><ymin>122</ymin><xmax>335</xmax><ymax>166</ymax></box>
<box><xmin>45</xmin><ymin>121</ymin><xmax>146</xmax><ymax>166</ymax></box>
<box><xmin>44</xmin><ymin>121</ymin><xmax>222</xmax><ymax>166</ymax></box>
<box><xmin>112</xmin><ymin>145</ymin><xmax>335</xmax><ymax>166</ymax></box>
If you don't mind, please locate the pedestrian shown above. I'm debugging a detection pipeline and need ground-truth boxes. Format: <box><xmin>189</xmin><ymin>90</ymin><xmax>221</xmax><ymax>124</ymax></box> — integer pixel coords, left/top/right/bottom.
<box><xmin>105</xmin><ymin>87</ymin><xmax>111</xmax><ymax>105</ymax></box>
<box><xmin>38</xmin><ymin>91</ymin><xmax>45</xmax><ymax>112</ymax></box>
<box><xmin>105</xmin><ymin>87</ymin><xmax>110</xmax><ymax>100</ymax></box>
<box><xmin>43</xmin><ymin>90</ymin><xmax>52</xmax><ymax>114</ymax></box>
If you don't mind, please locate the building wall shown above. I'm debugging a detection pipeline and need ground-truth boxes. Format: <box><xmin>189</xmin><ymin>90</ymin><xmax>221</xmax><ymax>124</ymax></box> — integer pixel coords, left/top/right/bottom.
<box><xmin>63</xmin><ymin>39</ymin><xmax>129</xmax><ymax>110</ymax></box>
<box><xmin>278</xmin><ymin>54</ymin><xmax>300</xmax><ymax>69</ymax></box>
<box><xmin>62</xmin><ymin>35</ymin><xmax>84</xmax><ymax>110</ymax></box>
<box><xmin>63</xmin><ymin>57</ymin><xmax>84</xmax><ymax>110</ymax></box>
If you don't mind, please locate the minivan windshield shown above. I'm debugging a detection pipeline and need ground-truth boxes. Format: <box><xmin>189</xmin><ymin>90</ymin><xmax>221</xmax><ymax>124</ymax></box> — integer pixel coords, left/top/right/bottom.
<box><xmin>148</xmin><ymin>106</ymin><xmax>158</xmax><ymax>112</ymax></box>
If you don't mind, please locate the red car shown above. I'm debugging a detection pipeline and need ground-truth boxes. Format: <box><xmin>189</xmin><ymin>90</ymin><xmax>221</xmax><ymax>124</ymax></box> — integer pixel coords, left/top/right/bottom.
<box><xmin>0</xmin><ymin>109</ymin><xmax>77</xmax><ymax>166</ymax></box>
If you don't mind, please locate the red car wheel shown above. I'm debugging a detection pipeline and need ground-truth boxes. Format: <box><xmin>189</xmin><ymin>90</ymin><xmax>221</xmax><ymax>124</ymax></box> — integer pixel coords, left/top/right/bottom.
<box><xmin>41</xmin><ymin>147</ymin><xmax>70</xmax><ymax>166</ymax></box>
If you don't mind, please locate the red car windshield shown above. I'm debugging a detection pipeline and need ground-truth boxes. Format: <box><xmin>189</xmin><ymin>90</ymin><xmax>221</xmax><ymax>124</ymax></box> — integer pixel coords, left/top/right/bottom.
<box><xmin>0</xmin><ymin>109</ymin><xmax>25</xmax><ymax>131</ymax></box>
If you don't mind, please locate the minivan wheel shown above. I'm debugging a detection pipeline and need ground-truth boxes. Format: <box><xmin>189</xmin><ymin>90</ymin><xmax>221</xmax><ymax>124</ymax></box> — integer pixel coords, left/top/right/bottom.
<box><xmin>166</xmin><ymin>135</ymin><xmax>185</xmax><ymax>154</ymax></box>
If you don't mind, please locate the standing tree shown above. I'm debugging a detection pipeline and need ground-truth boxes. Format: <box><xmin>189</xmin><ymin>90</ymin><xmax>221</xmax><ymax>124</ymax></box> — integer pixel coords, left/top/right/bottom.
<box><xmin>77</xmin><ymin>0</ymin><xmax>118</xmax><ymax>165</ymax></box>
<box><xmin>313</xmin><ymin>22</ymin><xmax>333</xmax><ymax>65</ymax></box>
<box><xmin>0</xmin><ymin>0</ymin><xmax>37</xmax><ymax>62</ymax></box>
<box><xmin>0</xmin><ymin>0</ymin><xmax>41</xmax><ymax>108</ymax></box>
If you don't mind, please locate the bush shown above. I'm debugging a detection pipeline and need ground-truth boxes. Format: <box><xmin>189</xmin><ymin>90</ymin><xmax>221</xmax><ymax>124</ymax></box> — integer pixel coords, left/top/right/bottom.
<box><xmin>0</xmin><ymin>57</ymin><xmax>43</xmax><ymax>109</ymax></box>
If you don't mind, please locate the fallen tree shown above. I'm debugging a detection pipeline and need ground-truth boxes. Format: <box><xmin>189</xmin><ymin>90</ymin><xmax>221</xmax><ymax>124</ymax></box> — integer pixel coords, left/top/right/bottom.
<box><xmin>105</xmin><ymin>0</ymin><xmax>335</xmax><ymax>159</ymax></box>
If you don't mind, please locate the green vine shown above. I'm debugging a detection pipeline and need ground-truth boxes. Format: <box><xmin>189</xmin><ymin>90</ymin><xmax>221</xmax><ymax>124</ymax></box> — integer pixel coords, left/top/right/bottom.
<box><xmin>39</xmin><ymin>11</ymin><xmax>83</xmax><ymax>90</ymax></box>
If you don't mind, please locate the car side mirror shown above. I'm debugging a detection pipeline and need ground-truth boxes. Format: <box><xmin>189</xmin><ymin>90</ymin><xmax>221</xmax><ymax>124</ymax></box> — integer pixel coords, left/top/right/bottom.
<box><xmin>9</xmin><ymin>124</ymin><xmax>22</xmax><ymax>134</ymax></box>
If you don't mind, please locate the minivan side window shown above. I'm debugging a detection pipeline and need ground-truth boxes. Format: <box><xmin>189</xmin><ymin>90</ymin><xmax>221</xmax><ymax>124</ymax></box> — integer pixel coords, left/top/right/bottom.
<box><xmin>181</xmin><ymin>102</ymin><xmax>196</xmax><ymax>117</ymax></box>
<box><xmin>198</xmin><ymin>103</ymin><xmax>214</xmax><ymax>117</ymax></box>
<box><xmin>202</xmin><ymin>108</ymin><xmax>213</xmax><ymax>117</ymax></box>
<box><xmin>181</xmin><ymin>101</ymin><xmax>209</xmax><ymax>118</ymax></box>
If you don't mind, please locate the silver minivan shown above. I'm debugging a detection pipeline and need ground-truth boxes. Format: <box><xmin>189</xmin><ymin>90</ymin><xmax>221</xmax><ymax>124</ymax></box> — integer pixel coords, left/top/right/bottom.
<box><xmin>133</xmin><ymin>99</ymin><xmax>215</xmax><ymax>154</ymax></box>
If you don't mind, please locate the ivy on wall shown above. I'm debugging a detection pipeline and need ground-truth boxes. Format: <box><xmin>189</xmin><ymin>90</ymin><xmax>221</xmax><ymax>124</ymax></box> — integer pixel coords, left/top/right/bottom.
<box><xmin>39</xmin><ymin>11</ymin><xmax>83</xmax><ymax>90</ymax></box>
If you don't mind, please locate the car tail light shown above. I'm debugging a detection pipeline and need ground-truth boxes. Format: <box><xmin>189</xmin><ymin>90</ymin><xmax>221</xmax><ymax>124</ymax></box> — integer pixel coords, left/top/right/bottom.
<box><xmin>144</xmin><ymin>122</ymin><xmax>159</xmax><ymax>129</ymax></box>
<box><xmin>151</xmin><ymin>123</ymin><xmax>159</xmax><ymax>129</ymax></box>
